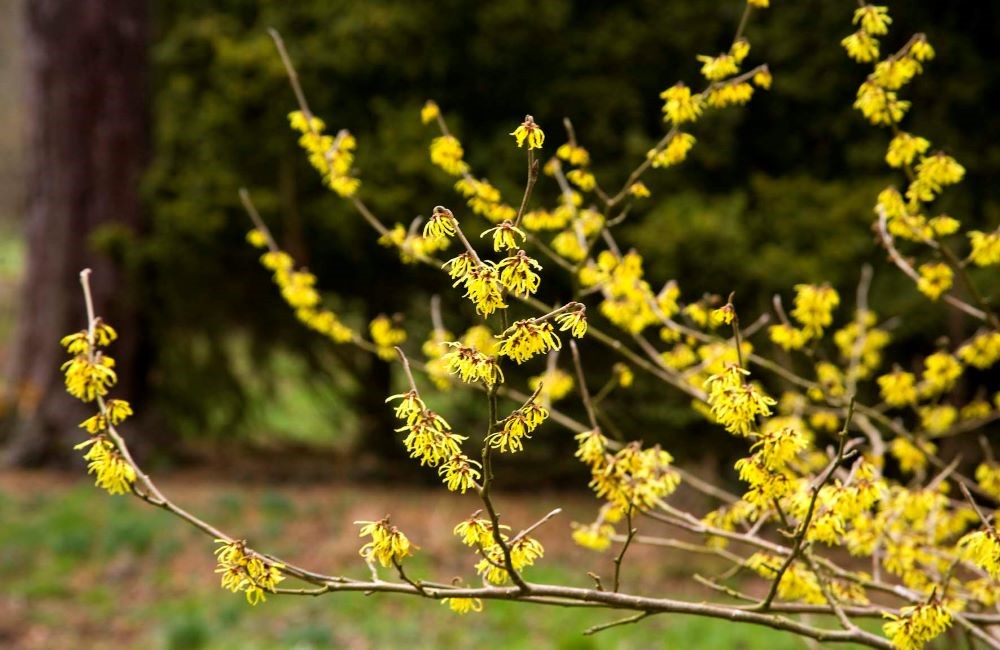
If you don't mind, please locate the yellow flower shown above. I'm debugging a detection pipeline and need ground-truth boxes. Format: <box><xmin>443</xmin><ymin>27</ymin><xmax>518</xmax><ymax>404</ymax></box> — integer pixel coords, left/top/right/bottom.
<box><xmin>746</xmin><ymin>553</ymin><xmax>825</xmax><ymax>604</ymax></box>
<box><xmin>854</xmin><ymin>81</ymin><xmax>909</xmax><ymax>126</ymax></box>
<box><xmin>704</xmin><ymin>366</ymin><xmax>776</xmax><ymax>436</ymax></box>
<box><xmin>747</xmin><ymin>0</ymin><xmax>768</xmax><ymax>7</ymax></box>
<box><xmin>628</xmin><ymin>182</ymin><xmax>651</xmax><ymax>198</ymax></box>
<box><xmin>246</xmin><ymin>228</ymin><xmax>268</xmax><ymax>249</ymax></box>
<box><xmin>448</xmin><ymin>259</ymin><xmax>508</xmax><ymax>317</ymax></box>
<box><xmin>919</xmin><ymin>352</ymin><xmax>961</xmax><ymax>397</ymax></box>
<box><xmin>420</xmin><ymin>100</ymin><xmax>440</xmax><ymax>125</ymax></box>
<box><xmin>961</xmin><ymin>400</ymin><xmax>991</xmax><ymax>421</ymax></box>
<box><xmin>975</xmin><ymin>463</ymin><xmax>1000</xmax><ymax>499</ymax></box>
<box><xmin>882</xmin><ymin>603</ymin><xmax>952</xmax><ymax>650</ymax></box>
<box><xmin>104</xmin><ymin>399</ymin><xmax>133</xmax><ymax>425</ymax></box>
<box><xmin>522</xmin><ymin>208</ymin><xmax>571</xmax><ymax>231</ymax></box>
<box><xmin>909</xmin><ymin>153</ymin><xmax>965</xmax><ymax>203</ymax></box>
<box><xmin>566</xmin><ymin>169</ymin><xmax>596</xmax><ymax>192</ymax></box>
<box><xmin>928</xmin><ymin>215</ymin><xmax>960</xmax><ymax>237</ymax></box>
<box><xmin>369</xmin><ymin>315</ymin><xmax>406</xmax><ymax>362</ymax></box>
<box><xmin>430</xmin><ymin>135</ymin><xmax>469</xmax><ymax>176</ymax></box>
<box><xmin>731</xmin><ymin>38</ymin><xmax>750</xmax><ymax>64</ymax></box>
<box><xmin>79</xmin><ymin>413</ymin><xmax>108</xmax><ymax>434</ymax></box>
<box><xmin>769</xmin><ymin>324</ymin><xmax>807</xmax><ymax>351</ymax></box>
<box><xmin>957</xmin><ymin>331</ymin><xmax>1000</xmax><ymax>369</ymax></box>
<box><xmin>649</xmin><ymin>132</ymin><xmax>696</xmax><ymax>168</ymax></box>
<box><xmin>572</xmin><ymin>522</ymin><xmax>615</xmax><ymax>551</ymax></box>
<box><xmin>454</xmin><ymin>517</ymin><xmax>508</xmax><ymax>548</ymax></box>
<box><xmin>279</xmin><ymin>270</ymin><xmax>320</xmax><ymax>309</ymax></box>
<box><xmin>489</xmin><ymin>400</ymin><xmax>548</xmax><ymax>453</ymax></box>
<box><xmin>385</xmin><ymin>390</ymin><xmax>425</xmax><ymax>420</ymax></box>
<box><xmin>909</xmin><ymin>36</ymin><xmax>935</xmax><ymax>62</ymax></box>
<box><xmin>76</xmin><ymin>437</ymin><xmax>136</xmax><ymax>495</ymax></box>
<box><xmin>659</xmin><ymin>84</ymin><xmax>703</xmax><ymax>125</ymax></box>
<box><xmin>614</xmin><ymin>363</ymin><xmax>634</xmax><ymax>388</ymax></box>
<box><xmin>841</xmin><ymin>31</ymin><xmax>880</xmax><ymax>63</ymax></box>
<box><xmin>60</xmin><ymin>330</ymin><xmax>91</xmax><ymax>355</ymax></box>
<box><xmin>438</xmin><ymin>454</ymin><xmax>482</xmax><ymax>493</ymax></box>
<box><xmin>357</xmin><ymin>518</ymin><xmax>414</xmax><ymax>568</ymax></box>
<box><xmin>442</xmin><ymin>596</ymin><xmax>483</xmax><ymax>614</ymax></box>
<box><xmin>791</xmin><ymin>284</ymin><xmax>840</xmax><ymax>338</ymax></box>
<box><xmin>62</xmin><ymin>354</ymin><xmax>117</xmax><ymax>403</ymax></box>
<box><xmin>968</xmin><ymin>229</ymin><xmax>1000</xmax><ymax>267</ymax></box>
<box><xmin>916</xmin><ymin>262</ymin><xmax>952</xmax><ymax>301</ymax></box>
<box><xmin>289</xmin><ymin>113</ymin><xmax>360</xmax><ymax>197</ymax></box>
<box><xmin>918</xmin><ymin>404</ymin><xmax>956</xmax><ymax>434</ymax></box>
<box><xmin>261</xmin><ymin>250</ymin><xmax>293</xmax><ymax>273</ymax></box>
<box><xmin>710</xmin><ymin>304</ymin><xmax>734</xmax><ymax>326</ymax></box>
<box><xmin>481</xmin><ymin>221</ymin><xmax>526</xmax><ymax>252</ymax></box>
<box><xmin>551</xmin><ymin>230</ymin><xmax>588</xmax><ymax>262</ymax></box>
<box><xmin>877</xmin><ymin>370</ymin><xmax>917</xmax><ymax>408</ymax></box>
<box><xmin>873</xmin><ymin>57</ymin><xmax>922</xmax><ymax>91</ymax></box>
<box><xmin>423</xmin><ymin>205</ymin><xmax>457</xmax><ymax>240</ymax></box>
<box><xmin>528</xmin><ymin>368</ymin><xmax>575</xmax><ymax>403</ymax></box>
<box><xmin>889</xmin><ymin>437</ymin><xmax>934</xmax><ymax>474</ymax></box>
<box><xmin>497</xmin><ymin>320</ymin><xmax>562</xmax><ymax>364</ymax></box>
<box><xmin>574</xmin><ymin>429</ymin><xmax>608</xmax><ymax>466</ymax></box>
<box><xmin>959</xmin><ymin>530</ymin><xmax>1000</xmax><ymax>580</ymax></box>
<box><xmin>554</xmin><ymin>308</ymin><xmax>587</xmax><ymax>339</ymax></box>
<box><xmin>752</xmin><ymin>67</ymin><xmax>773</xmax><ymax>89</ymax></box>
<box><xmin>705</xmin><ymin>82</ymin><xmax>754</xmax><ymax>109</ymax></box>
<box><xmin>696</xmin><ymin>53</ymin><xmax>739</xmax><ymax>81</ymax></box>
<box><xmin>497</xmin><ymin>251</ymin><xmax>542</xmax><ymax>296</ymax></box>
<box><xmin>442</xmin><ymin>343</ymin><xmax>504</xmax><ymax>386</ymax></box>
<box><xmin>510</xmin><ymin>115</ymin><xmax>544</xmax><ymax>149</ymax></box>
<box><xmin>853</xmin><ymin>5</ymin><xmax>891</xmax><ymax>36</ymax></box>
<box><xmin>886</xmin><ymin>132</ymin><xmax>930</xmax><ymax>168</ymax></box>
<box><xmin>213</xmin><ymin>540</ymin><xmax>285</xmax><ymax>606</ymax></box>
<box><xmin>556</xmin><ymin>143</ymin><xmax>590</xmax><ymax>166</ymax></box>
<box><xmin>751</xmin><ymin>426</ymin><xmax>808</xmax><ymax>470</ymax></box>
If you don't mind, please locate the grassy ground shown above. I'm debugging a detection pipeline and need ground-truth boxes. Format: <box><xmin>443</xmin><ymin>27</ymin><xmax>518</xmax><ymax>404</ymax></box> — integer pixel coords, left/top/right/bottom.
<box><xmin>0</xmin><ymin>471</ymin><xmax>867</xmax><ymax>649</ymax></box>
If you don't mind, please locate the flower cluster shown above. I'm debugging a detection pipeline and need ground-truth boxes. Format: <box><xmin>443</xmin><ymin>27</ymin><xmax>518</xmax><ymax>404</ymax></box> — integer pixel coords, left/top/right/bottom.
<box><xmin>357</xmin><ymin>517</ymin><xmax>414</xmax><ymax>567</ymax></box>
<box><xmin>734</xmin><ymin>426</ymin><xmax>807</xmax><ymax>508</ymax></box>
<box><xmin>958</xmin><ymin>529</ymin><xmax>1000</xmax><ymax>580</ymax></box>
<box><xmin>475</xmin><ymin>536</ymin><xmax>545</xmax><ymax>585</ymax></box>
<box><xmin>386</xmin><ymin>390</ymin><xmax>466</xmax><ymax>467</ymax></box>
<box><xmin>581</xmin><ymin>437</ymin><xmax>681</xmax><ymax>512</ymax></box>
<box><xmin>62</xmin><ymin>319</ymin><xmax>139</xmax><ymax>496</ymax></box>
<box><xmin>496</xmin><ymin>319</ymin><xmax>563</xmax><ymax>364</ymax></box>
<box><xmin>442</xmin><ymin>342</ymin><xmax>504</xmax><ymax>386</ymax></box>
<box><xmin>745</xmin><ymin>553</ymin><xmax>825</xmax><ymax>605</ymax></box>
<box><xmin>487</xmin><ymin>399</ymin><xmax>548</xmax><ymax>453</ymax></box>
<box><xmin>704</xmin><ymin>366</ymin><xmax>776</xmax><ymax>437</ymax></box>
<box><xmin>370</xmin><ymin>315</ymin><xmax>406</xmax><ymax>361</ymax></box>
<box><xmin>882</xmin><ymin>602</ymin><xmax>952</xmax><ymax>650</ymax></box>
<box><xmin>915</xmin><ymin>262</ymin><xmax>952</xmax><ymax>301</ymax></box>
<box><xmin>496</xmin><ymin>250</ymin><xmax>542</xmax><ymax>297</ymax></box>
<box><xmin>215</xmin><ymin>539</ymin><xmax>285</xmax><ymax>605</ymax></box>
<box><xmin>250</xmin><ymin>234</ymin><xmax>354</xmax><ymax>343</ymax></box>
<box><xmin>288</xmin><ymin>110</ymin><xmax>360</xmax><ymax>197</ymax></box>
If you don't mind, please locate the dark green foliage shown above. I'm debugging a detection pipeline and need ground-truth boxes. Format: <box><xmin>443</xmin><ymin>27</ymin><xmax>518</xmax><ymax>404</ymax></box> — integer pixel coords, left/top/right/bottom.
<box><xmin>139</xmin><ymin>1</ymin><xmax>999</xmax><ymax>456</ymax></box>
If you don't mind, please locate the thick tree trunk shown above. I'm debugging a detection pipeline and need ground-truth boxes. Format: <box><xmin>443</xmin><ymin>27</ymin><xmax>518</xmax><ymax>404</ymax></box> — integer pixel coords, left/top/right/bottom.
<box><xmin>2</xmin><ymin>0</ymin><xmax>149</xmax><ymax>466</ymax></box>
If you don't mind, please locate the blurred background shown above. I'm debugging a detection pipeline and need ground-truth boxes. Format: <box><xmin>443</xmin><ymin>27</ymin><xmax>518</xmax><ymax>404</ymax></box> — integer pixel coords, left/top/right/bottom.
<box><xmin>0</xmin><ymin>1</ymin><xmax>997</xmax><ymax>648</ymax></box>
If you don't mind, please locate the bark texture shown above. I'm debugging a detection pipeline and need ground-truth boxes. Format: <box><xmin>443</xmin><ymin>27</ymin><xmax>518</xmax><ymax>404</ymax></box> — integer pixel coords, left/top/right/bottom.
<box><xmin>3</xmin><ymin>0</ymin><xmax>149</xmax><ymax>465</ymax></box>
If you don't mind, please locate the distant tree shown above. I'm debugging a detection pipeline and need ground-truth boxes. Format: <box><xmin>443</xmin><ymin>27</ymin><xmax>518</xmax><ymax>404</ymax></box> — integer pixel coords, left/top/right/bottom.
<box><xmin>2</xmin><ymin>0</ymin><xmax>150</xmax><ymax>465</ymax></box>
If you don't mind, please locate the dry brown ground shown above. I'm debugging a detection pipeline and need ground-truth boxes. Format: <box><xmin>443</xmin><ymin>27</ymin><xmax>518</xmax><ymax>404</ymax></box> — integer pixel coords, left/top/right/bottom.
<box><xmin>0</xmin><ymin>469</ymin><xmax>731</xmax><ymax>649</ymax></box>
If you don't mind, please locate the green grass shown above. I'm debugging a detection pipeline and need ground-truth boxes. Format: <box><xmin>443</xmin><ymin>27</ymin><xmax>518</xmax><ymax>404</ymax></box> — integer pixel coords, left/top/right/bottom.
<box><xmin>0</xmin><ymin>479</ymin><xmax>871</xmax><ymax>649</ymax></box>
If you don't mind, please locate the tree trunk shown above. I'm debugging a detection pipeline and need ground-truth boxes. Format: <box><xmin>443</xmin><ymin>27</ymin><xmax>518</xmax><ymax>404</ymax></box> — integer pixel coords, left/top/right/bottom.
<box><xmin>2</xmin><ymin>0</ymin><xmax>149</xmax><ymax>466</ymax></box>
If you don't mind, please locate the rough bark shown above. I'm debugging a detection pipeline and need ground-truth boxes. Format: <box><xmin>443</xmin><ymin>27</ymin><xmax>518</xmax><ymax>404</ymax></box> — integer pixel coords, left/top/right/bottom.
<box><xmin>2</xmin><ymin>0</ymin><xmax>149</xmax><ymax>465</ymax></box>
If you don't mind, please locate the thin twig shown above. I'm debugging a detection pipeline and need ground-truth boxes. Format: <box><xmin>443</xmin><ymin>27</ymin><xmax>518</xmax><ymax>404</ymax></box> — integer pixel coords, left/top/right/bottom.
<box><xmin>612</xmin><ymin>506</ymin><xmax>637</xmax><ymax>593</ymax></box>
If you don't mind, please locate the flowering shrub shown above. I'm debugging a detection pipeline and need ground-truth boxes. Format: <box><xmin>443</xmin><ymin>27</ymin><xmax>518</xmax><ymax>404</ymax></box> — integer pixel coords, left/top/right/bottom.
<box><xmin>60</xmin><ymin>3</ymin><xmax>1000</xmax><ymax>648</ymax></box>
